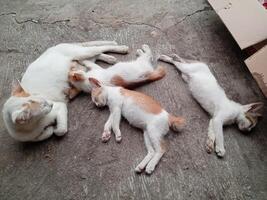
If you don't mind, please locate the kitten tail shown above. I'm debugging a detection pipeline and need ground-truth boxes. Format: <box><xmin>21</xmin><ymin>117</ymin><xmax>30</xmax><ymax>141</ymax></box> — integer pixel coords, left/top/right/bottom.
<box><xmin>168</xmin><ymin>114</ymin><xmax>185</xmax><ymax>132</ymax></box>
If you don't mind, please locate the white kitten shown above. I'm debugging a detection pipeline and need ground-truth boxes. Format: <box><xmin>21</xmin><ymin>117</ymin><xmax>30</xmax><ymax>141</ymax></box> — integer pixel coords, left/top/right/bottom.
<box><xmin>159</xmin><ymin>54</ymin><xmax>263</xmax><ymax>157</ymax></box>
<box><xmin>68</xmin><ymin>44</ymin><xmax>165</xmax><ymax>93</ymax></box>
<box><xmin>2</xmin><ymin>41</ymin><xmax>129</xmax><ymax>142</ymax></box>
<box><xmin>89</xmin><ymin>78</ymin><xmax>185</xmax><ymax>174</ymax></box>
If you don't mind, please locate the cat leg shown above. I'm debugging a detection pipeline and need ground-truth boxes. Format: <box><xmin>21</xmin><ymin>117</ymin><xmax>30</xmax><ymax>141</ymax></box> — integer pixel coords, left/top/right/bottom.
<box><xmin>212</xmin><ymin>116</ymin><xmax>226</xmax><ymax>157</ymax></box>
<box><xmin>74</xmin><ymin>41</ymin><xmax>118</xmax><ymax>47</ymax></box>
<box><xmin>97</xmin><ymin>54</ymin><xmax>117</xmax><ymax>64</ymax></box>
<box><xmin>159</xmin><ymin>54</ymin><xmax>205</xmax><ymax>75</ymax></box>
<box><xmin>135</xmin><ymin>131</ymin><xmax>155</xmax><ymax>173</ymax></box>
<box><xmin>136</xmin><ymin>44</ymin><xmax>153</xmax><ymax>62</ymax></box>
<box><xmin>111</xmin><ymin>107</ymin><xmax>122</xmax><ymax>142</ymax></box>
<box><xmin>102</xmin><ymin>115</ymin><xmax>112</xmax><ymax>142</ymax></box>
<box><xmin>32</xmin><ymin>126</ymin><xmax>54</xmax><ymax>142</ymax></box>
<box><xmin>102</xmin><ymin>107</ymin><xmax>122</xmax><ymax>142</ymax></box>
<box><xmin>79</xmin><ymin>60</ymin><xmax>103</xmax><ymax>71</ymax></box>
<box><xmin>145</xmin><ymin>128</ymin><xmax>166</xmax><ymax>174</ymax></box>
<box><xmin>53</xmin><ymin>102</ymin><xmax>68</xmax><ymax>136</ymax></box>
<box><xmin>62</xmin><ymin>45</ymin><xmax>128</xmax><ymax>60</ymax></box>
<box><xmin>206</xmin><ymin>119</ymin><xmax>215</xmax><ymax>153</ymax></box>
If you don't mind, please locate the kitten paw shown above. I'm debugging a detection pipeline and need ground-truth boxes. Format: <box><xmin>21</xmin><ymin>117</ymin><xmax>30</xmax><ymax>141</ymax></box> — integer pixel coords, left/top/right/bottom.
<box><xmin>115</xmin><ymin>135</ymin><xmax>122</xmax><ymax>143</ymax></box>
<box><xmin>119</xmin><ymin>45</ymin><xmax>129</xmax><ymax>54</ymax></box>
<box><xmin>205</xmin><ymin>138</ymin><xmax>214</xmax><ymax>154</ymax></box>
<box><xmin>101</xmin><ymin>131</ymin><xmax>111</xmax><ymax>143</ymax></box>
<box><xmin>145</xmin><ymin>166</ymin><xmax>154</xmax><ymax>175</ymax></box>
<box><xmin>215</xmin><ymin>146</ymin><xmax>225</xmax><ymax>158</ymax></box>
<box><xmin>136</xmin><ymin>49</ymin><xmax>143</xmax><ymax>56</ymax></box>
<box><xmin>54</xmin><ymin>127</ymin><xmax>68</xmax><ymax>136</ymax></box>
<box><xmin>134</xmin><ymin>166</ymin><xmax>144</xmax><ymax>174</ymax></box>
<box><xmin>105</xmin><ymin>56</ymin><xmax>117</xmax><ymax>64</ymax></box>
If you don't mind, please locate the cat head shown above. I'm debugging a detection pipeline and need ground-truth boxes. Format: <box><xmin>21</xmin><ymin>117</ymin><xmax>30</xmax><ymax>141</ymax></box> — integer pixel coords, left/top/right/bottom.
<box><xmin>68</xmin><ymin>70</ymin><xmax>91</xmax><ymax>92</ymax></box>
<box><xmin>237</xmin><ymin>102</ymin><xmax>264</xmax><ymax>131</ymax></box>
<box><xmin>6</xmin><ymin>80</ymin><xmax>53</xmax><ymax>125</ymax></box>
<box><xmin>89</xmin><ymin>78</ymin><xmax>108</xmax><ymax>107</ymax></box>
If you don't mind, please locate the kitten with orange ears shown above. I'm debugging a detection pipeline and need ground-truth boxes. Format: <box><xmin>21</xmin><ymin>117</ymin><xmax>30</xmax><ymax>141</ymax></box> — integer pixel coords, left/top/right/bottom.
<box><xmin>68</xmin><ymin>44</ymin><xmax>166</xmax><ymax>97</ymax></box>
<box><xmin>89</xmin><ymin>78</ymin><xmax>185</xmax><ymax>174</ymax></box>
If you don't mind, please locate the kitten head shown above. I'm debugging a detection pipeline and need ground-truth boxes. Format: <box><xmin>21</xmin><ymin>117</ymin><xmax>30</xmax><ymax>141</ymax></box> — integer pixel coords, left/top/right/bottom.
<box><xmin>68</xmin><ymin>70</ymin><xmax>91</xmax><ymax>92</ymax></box>
<box><xmin>237</xmin><ymin>102</ymin><xmax>264</xmax><ymax>131</ymax></box>
<box><xmin>6</xmin><ymin>80</ymin><xmax>53</xmax><ymax>125</ymax></box>
<box><xmin>89</xmin><ymin>78</ymin><xmax>107</xmax><ymax>107</ymax></box>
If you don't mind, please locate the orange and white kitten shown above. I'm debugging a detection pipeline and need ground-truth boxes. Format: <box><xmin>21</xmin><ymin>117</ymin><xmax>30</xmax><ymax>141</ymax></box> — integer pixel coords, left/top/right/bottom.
<box><xmin>68</xmin><ymin>44</ymin><xmax>166</xmax><ymax>94</ymax></box>
<box><xmin>89</xmin><ymin>78</ymin><xmax>185</xmax><ymax>174</ymax></box>
<box><xmin>2</xmin><ymin>41</ymin><xmax>128</xmax><ymax>142</ymax></box>
<box><xmin>159</xmin><ymin>54</ymin><xmax>263</xmax><ymax>157</ymax></box>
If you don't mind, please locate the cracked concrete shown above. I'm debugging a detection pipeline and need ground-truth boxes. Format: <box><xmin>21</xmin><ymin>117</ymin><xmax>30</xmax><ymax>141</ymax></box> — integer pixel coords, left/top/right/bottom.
<box><xmin>0</xmin><ymin>0</ymin><xmax>267</xmax><ymax>200</ymax></box>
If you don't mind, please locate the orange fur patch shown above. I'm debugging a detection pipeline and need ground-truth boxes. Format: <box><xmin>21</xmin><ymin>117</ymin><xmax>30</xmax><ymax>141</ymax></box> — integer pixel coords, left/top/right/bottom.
<box><xmin>25</xmin><ymin>100</ymin><xmax>41</xmax><ymax>110</ymax></box>
<box><xmin>168</xmin><ymin>115</ymin><xmax>185</xmax><ymax>132</ymax></box>
<box><xmin>12</xmin><ymin>84</ymin><xmax>30</xmax><ymax>97</ymax></box>
<box><xmin>92</xmin><ymin>88</ymin><xmax>102</xmax><ymax>98</ymax></box>
<box><xmin>64</xmin><ymin>87</ymin><xmax>81</xmax><ymax>99</ymax></box>
<box><xmin>68</xmin><ymin>72</ymin><xmax>85</xmax><ymax>82</ymax></box>
<box><xmin>110</xmin><ymin>66</ymin><xmax>166</xmax><ymax>89</ymax></box>
<box><xmin>120</xmin><ymin>88</ymin><xmax>162</xmax><ymax>114</ymax></box>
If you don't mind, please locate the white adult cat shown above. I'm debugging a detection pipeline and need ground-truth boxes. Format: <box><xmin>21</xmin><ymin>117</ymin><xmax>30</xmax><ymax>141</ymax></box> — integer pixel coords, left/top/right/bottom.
<box><xmin>159</xmin><ymin>54</ymin><xmax>263</xmax><ymax>157</ymax></box>
<box><xmin>2</xmin><ymin>41</ymin><xmax>129</xmax><ymax>142</ymax></box>
<box><xmin>68</xmin><ymin>44</ymin><xmax>165</xmax><ymax>95</ymax></box>
<box><xmin>89</xmin><ymin>78</ymin><xmax>185</xmax><ymax>174</ymax></box>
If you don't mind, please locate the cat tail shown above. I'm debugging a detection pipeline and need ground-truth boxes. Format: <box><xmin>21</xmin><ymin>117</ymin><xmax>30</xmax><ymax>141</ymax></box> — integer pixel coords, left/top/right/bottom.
<box><xmin>168</xmin><ymin>114</ymin><xmax>185</xmax><ymax>132</ymax></box>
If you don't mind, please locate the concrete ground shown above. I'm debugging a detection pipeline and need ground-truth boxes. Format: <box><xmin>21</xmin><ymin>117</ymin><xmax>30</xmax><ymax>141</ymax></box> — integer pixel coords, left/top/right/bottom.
<box><xmin>0</xmin><ymin>0</ymin><xmax>266</xmax><ymax>199</ymax></box>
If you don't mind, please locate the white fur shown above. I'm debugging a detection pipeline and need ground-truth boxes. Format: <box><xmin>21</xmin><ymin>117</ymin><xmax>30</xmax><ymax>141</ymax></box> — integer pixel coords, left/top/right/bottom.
<box><xmin>69</xmin><ymin>44</ymin><xmax>161</xmax><ymax>92</ymax></box>
<box><xmin>159</xmin><ymin>54</ymin><xmax>263</xmax><ymax>157</ymax></box>
<box><xmin>2</xmin><ymin>41</ymin><xmax>129</xmax><ymax>142</ymax></box>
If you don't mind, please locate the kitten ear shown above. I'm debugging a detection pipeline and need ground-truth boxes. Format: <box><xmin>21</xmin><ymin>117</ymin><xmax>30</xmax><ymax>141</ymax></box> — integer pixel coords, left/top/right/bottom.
<box><xmin>70</xmin><ymin>72</ymin><xmax>85</xmax><ymax>82</ymax></box>
<box><xmin>11</xmin><ymin>79</ymin><xmax>29</xmax><ymax>97</ymax></box>
<box><xmin>243</xmin><ymin>102</ymin><xmax>264</xmax><ymax>114</ymax></box>
<box><xmin>11</xmin><ymin>108</ymin><xmax>32</xmax><ymax>125</ymax></box>
<box><xmin>89</xmin><ymin>77</ymin><xmax>101</xmax><ymax>88</ymax></box>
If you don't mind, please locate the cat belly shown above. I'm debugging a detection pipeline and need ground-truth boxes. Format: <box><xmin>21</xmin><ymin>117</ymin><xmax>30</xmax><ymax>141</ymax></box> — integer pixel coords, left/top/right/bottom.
<box><xmin>121</xmin><ymin>102</ymin><xmax>153</xmax><ymax>130</ymax></box>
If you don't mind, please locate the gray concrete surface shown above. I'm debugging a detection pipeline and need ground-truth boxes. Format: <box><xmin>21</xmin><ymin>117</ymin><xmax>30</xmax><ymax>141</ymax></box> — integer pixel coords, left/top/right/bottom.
<box><xmin>0</xmin><ymin>0</ymin><xmax>266</xmax><ymax>199</ymax></box>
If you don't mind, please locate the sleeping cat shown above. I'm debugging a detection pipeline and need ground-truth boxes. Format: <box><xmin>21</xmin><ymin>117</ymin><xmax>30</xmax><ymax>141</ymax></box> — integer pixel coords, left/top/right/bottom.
<box><xmin>159</xmin><ymin>54</ymin><xmax>263</xmax><ymax>157</ymax></box>
<box><xmin>88</xmin><ymin>77</ymin><xmax>185</xmax><ymax>174</ymax></box>
<box><xmin>68</xmin><ymin>44</ymin><xmax>166</xmax><ymax>95</ymax></box>
<box><xmin>2</xmin><ymin>41</ymin><xmax>129</xmax><ymax>142</ymax></box>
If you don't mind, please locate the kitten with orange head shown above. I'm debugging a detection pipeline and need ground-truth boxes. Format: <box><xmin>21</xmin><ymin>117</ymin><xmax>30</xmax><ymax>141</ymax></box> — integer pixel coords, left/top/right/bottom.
<box><xmin>68</xmin><ymin>44</ymin><xmax>166</xmax><ymax>96</ymax></box>
<box><xmin>89</xmin><ymin>78</ymin><xmax>185</xmax><ymax>174</ymax></box>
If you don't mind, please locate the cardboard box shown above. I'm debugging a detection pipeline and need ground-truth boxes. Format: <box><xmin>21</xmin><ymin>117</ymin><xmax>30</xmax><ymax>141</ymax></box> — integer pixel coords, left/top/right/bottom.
<box><xmin>207</xmin><ymin>0</ymin><xmax>267</xmax><ymax>97</ymax></box>
<box><xmin>245</xmin><ymin>46</ymin><xmax>267</xmax><ymax>97</ymax></box>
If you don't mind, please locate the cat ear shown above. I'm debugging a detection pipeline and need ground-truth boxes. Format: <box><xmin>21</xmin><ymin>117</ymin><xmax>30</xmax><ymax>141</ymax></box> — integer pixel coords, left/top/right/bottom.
<box><xmin>11</xmin><ymin>108</ymin><xmax>32</xmax><ymax>124</ymax></box>
<box><xmin>70</xmin><ymin>72</ymin><xmax>85</xmax><ymax>82</ymax></box>
<box><xmin>243</xmin><ymin>102</ymin><xmax>264</xmax><ymax>115</ymax></box>
<box><xmin>11</xmin><ymin>79</ymin><xmax>29</xmax><ymax>97</ymax></box>
<box><xmin>89</xmin><ymin>77</ymin><xmax>101</xmax><ymax>88</ymax></box>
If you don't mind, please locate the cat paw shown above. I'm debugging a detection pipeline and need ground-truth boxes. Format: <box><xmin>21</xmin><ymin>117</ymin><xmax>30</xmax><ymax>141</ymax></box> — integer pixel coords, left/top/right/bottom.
<box><xmin>101</xmin><ymin>131</ymin><xmax>111</xmax><ymax>143</ymax></box>
<box><xmin>105</xmin><ymin>56</ymin><xmax>117</xmax><ymax>64</ymax></box>
<box><xmin>145</xmin><ymin>166</ymin><xmax>154</xmax><ymax>175</ymax></box>
<box><xmin>119</xmin><ymin>45</ymin><xmax>129</xmax><ymax>54</ymax></box>
<box><xmin>205</xmin><ymin>138</ymin><xmax>214</xmax><ymax>154</ymax></box>
<box><xmin>115</xmin><ymin>135</ymin><xmax>122</xmax><ymax>143</ymax></box>
<box><xmin>136</xmin><ymin>49</ymin><xmax>143</xmax><ymax>56</ymax></box>
<box><xmin>142</xmin><ymin>44</ymin><xmax>150</xmax><ymax>52</ymax></box>
<box><xmin>170</xmin><ymin>53</ymin><xmax>181</xmax><ymax>61</ymax></box>
<box><xmin>54</xmin><ymin>127</ymin><xmax>68</xmax><ymax>136</ymax></box>
<box><xmin>215</xmin><ymin>146</ymin><xmax>225</xmax><ymax>158</ymax></box>
<box><xmin>134</xmin><ymin>166</ymin><xmax>144</xmax><ymax>174</ymax></box>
